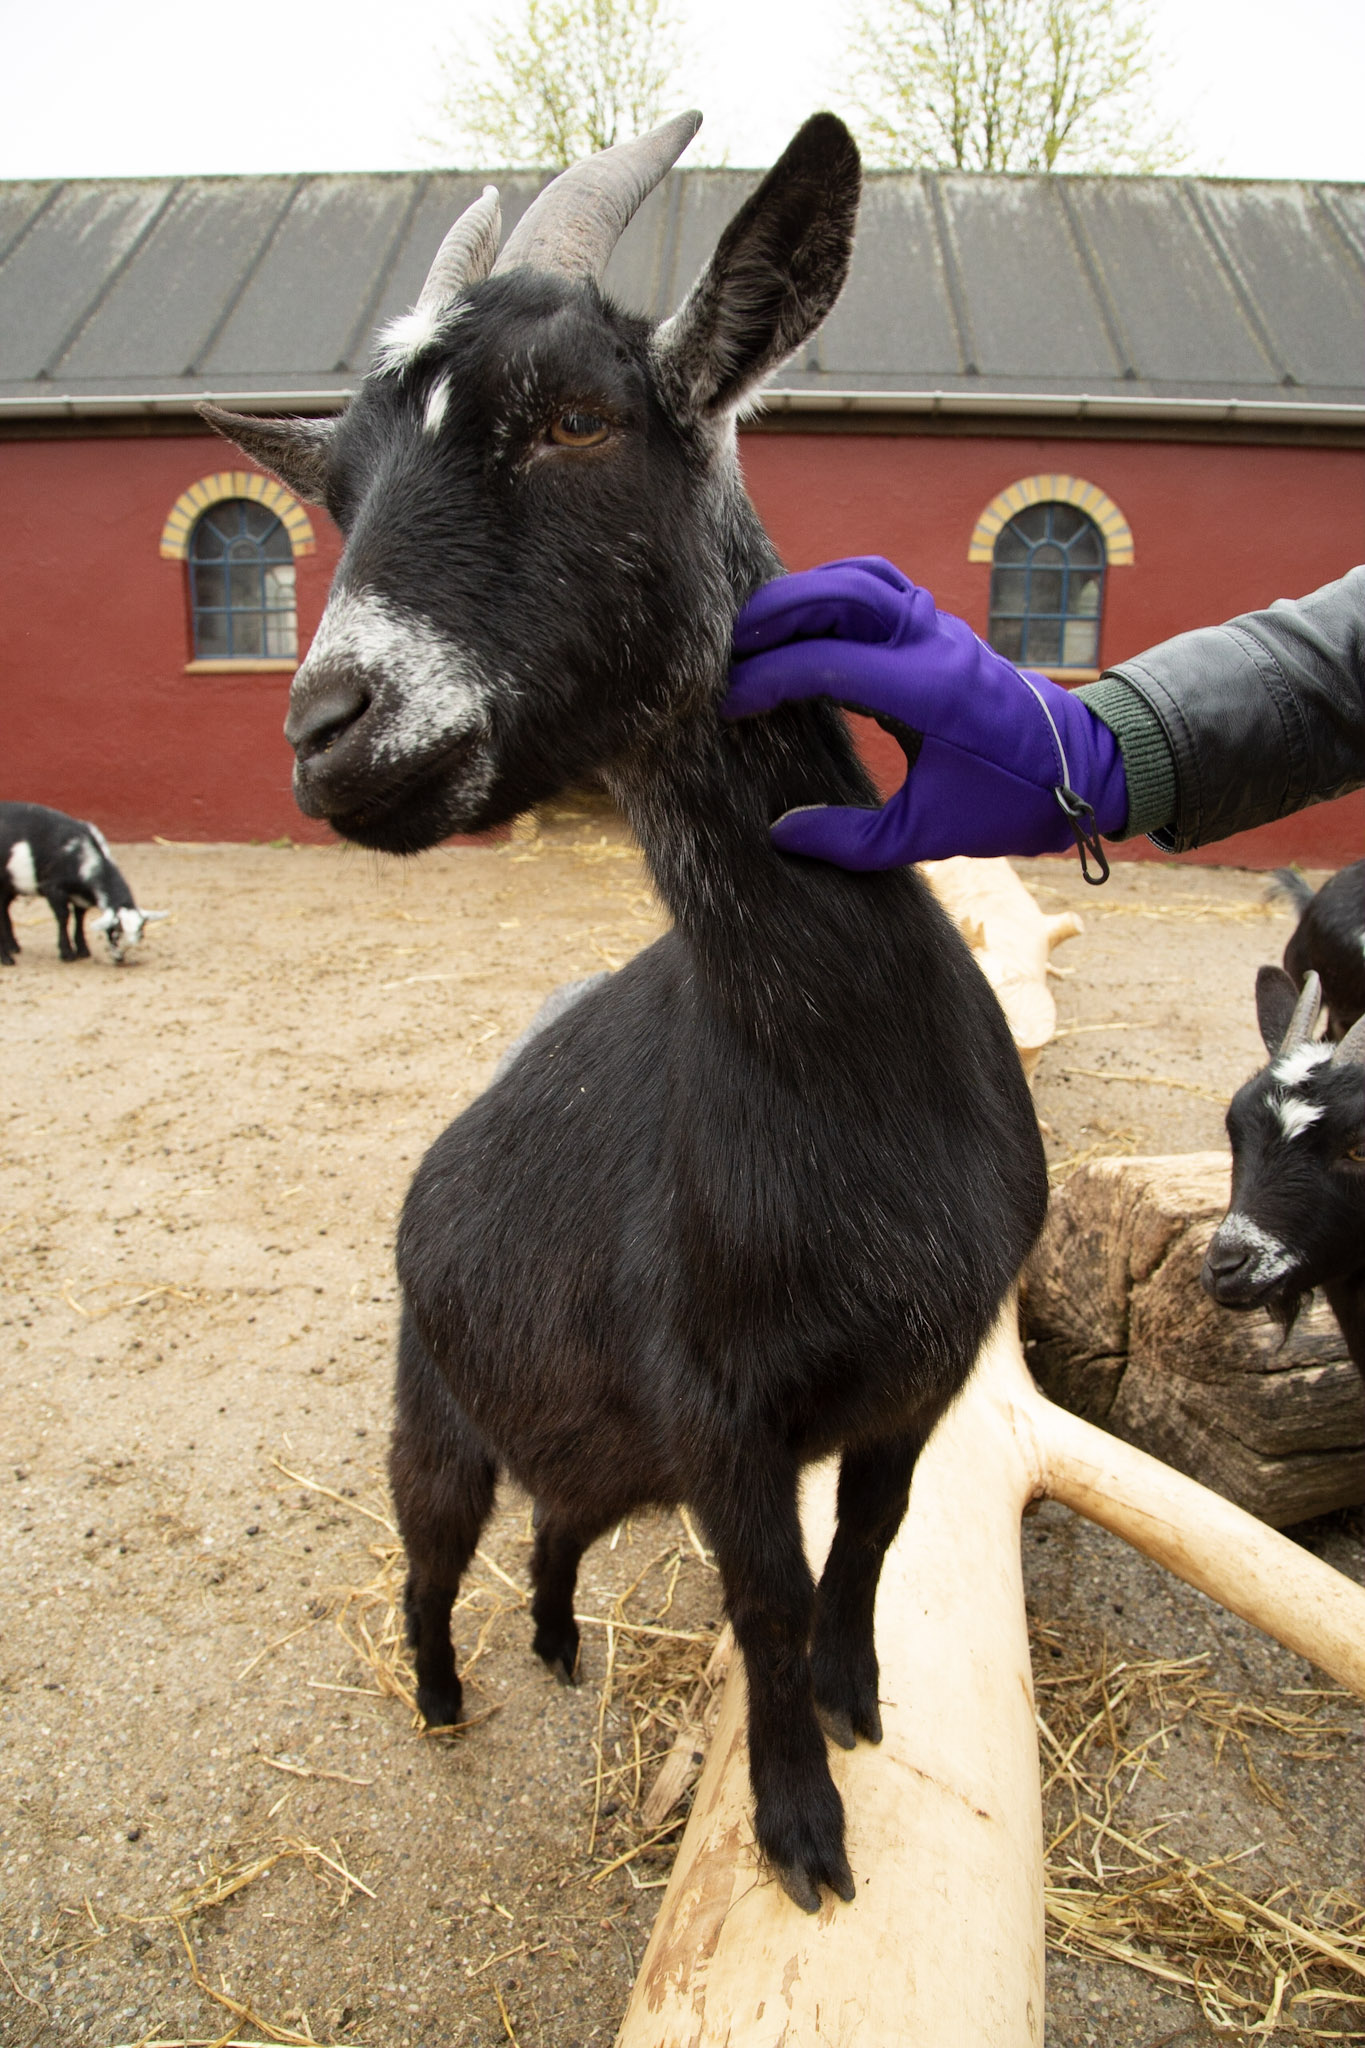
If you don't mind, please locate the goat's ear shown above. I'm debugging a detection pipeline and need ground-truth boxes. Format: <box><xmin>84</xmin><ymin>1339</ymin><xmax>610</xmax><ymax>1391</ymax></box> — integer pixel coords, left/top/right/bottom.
<box><xmin>656</xmin><ymin>112</ymin><xmax>860</xmax><ymax>417</ymax></box>
<box><xmin>198</xmin><ymin>404</ymin><xmax>338</xmax><ymax>506</ymax></box>
<box><xmin>1255</xmin><ymin>965</ymin><xmax>1301</xmax><ymax>1057</ymax></box>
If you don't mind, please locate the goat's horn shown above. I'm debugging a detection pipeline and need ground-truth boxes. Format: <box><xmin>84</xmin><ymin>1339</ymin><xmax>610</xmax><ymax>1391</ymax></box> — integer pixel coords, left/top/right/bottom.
<box><xmin>492</xmin><ymin>110</ymin><xmax>701</xmax><ymax>284</ymax></box>
<box><xmin>1332</xmin><ymin>1013</ymin><xmax>1365</xmax><ymax>1067</ymax></box>
<box><xmin>1279</xmin><ymin>970</ymin><xmax>1323</xmax><ymax>1056</ymax></box>
<box><xmin>417</xmin><ymin>185</ymin><xmax>502</xmax><ymax>310</ymax></box>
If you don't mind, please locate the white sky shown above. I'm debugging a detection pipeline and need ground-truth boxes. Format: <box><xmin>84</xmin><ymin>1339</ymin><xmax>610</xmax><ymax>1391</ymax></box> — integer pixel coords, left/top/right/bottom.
<box><xmin>0</xmin><ymin>0</ymin><xmax>1362</xmax><ymax>183</ymax></box>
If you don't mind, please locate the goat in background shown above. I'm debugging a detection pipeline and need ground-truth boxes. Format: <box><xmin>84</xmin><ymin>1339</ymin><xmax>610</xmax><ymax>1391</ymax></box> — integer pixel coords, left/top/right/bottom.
<box><xmin>1273</xmin><ymin>862</ymin><xmax>1365</xmax><ymax>1042</ymax></box>
<box><xmin>0</xmin><ymin>801</ymin><xmax>166</xmax><ymax>965</ymax></box>
<box><xmin>1204</xmin><ymin>968</ymin><xmax>1365</xmax><ymax>1376</ymax></box>
<box><xmin>205</xmin><ymin>112</ymin><xmax>1048</xmax><ymax>1911</ymax></box>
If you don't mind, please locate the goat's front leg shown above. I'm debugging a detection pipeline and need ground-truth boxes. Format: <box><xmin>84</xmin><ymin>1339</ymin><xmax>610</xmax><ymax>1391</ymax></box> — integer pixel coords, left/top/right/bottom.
<box><xmin>809</xmin><ymin>1427</ymin><xmax>927</xmax><ymax>1750</ymax></box>
<box><xmin>46</xmin><ymin>891</ymin><xmax>76</xmax><ymax>961</ymax></box>
<box><xmin>696</xmin><ymin>1454</ymin><xmax>854</xmax><ymax>1913</ymax></box>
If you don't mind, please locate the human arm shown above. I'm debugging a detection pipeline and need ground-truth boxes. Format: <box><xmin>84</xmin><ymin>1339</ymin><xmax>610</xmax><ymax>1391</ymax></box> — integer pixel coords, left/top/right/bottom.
<box><xmin>1075</xmin><ymin>566</ymin><xmax>1365</xmax><ymax>851</ymax></box>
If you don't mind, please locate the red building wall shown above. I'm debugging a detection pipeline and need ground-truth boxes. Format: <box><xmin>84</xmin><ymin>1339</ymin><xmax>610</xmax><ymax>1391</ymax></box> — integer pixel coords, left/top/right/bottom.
<box><xmin>4</xmin><ymin>426</ymin><xmax>1363</xmax><ymax>861</ymax></box>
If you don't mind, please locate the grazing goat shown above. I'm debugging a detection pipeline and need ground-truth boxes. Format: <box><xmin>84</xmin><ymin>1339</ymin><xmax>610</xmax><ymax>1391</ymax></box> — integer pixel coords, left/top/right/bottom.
<box><xmin>1273</xmin><ymin>862</ymin><xmax>1365</xmax><ymax>1041</ymax></box>
<box><xmin>0</xmin><ymin>802</ymin><xmax>166</xmax><ymax>965</ymax></box>
<box><xmin>1204</xmin><ymin>968</ymin><xmax>1365</xmax><ymax>1374</ymax></box>
<box><xmin>205</xmin><ymin>112</ymin><xmax>1048</xmax><ymax>1910</ymax></box>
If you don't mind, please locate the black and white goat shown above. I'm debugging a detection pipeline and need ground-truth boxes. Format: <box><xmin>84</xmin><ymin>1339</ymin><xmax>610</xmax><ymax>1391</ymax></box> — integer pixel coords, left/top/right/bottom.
<box><xmin>205</xmin><ymin>112</ymin><xmax>1048</xmax><ymax>1910</ymax></box>
<box><xmin>1273</xmin><ymin>862</ymin><xmax>1365</xmax><ymax>1042</ymax></box>
<box><xmin>0</xmin><ymin>802</ymin><xmax>165</xmax><ymax>965</ymax></box>
<box><xmin>1204</xmin><ymin>968</ymin><xmax>1365</xmax><ymax>1373</ymax></box>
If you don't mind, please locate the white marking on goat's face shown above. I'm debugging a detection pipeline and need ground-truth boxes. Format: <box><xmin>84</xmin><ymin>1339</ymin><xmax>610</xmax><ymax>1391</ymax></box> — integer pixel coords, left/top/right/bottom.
<box><xmin>298</xmin><ymin>590</ymin><xmax>493</xmax><ymax>769</ymax></box>
<box><xmin>6</xmin><ymin>841</ymin><xmax>37</xmax><ymax>895</ymax></box>
<box><xmin>1275</xmin><ymin>1094</ymin><xmax>1324</xmax><ymax>1141</ymax></box>
<box><xmin>373</xmin><ymin>301</ymin><xmax>462</xmax><ymax>377</ymax></box>
<box><xmin>423</xmin><ymin>374</ymin><xmax>452</xmax><ymax>438</ymax></box>
<box><xmin>1214</xmin><ymin>1211</ymin><xmax>1298</xmax><ymax>1285</ymax></box>
<box><xmin>1272</xmin><ymin>1042</ymin><xmax>1332</xmax><ymax>1085</ymax></box>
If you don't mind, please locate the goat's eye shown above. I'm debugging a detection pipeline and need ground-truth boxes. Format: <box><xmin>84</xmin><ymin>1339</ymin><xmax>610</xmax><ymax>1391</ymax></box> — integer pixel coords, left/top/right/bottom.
<box><xmin>1345</xmin><ymin>1142</ymin><xmax>1365</xmax><ymax>1163</ymax></box>
<box><xmin>549</xmin><ymin>412</ymin><xmax>610</xmax><ymax>449</ymax></box>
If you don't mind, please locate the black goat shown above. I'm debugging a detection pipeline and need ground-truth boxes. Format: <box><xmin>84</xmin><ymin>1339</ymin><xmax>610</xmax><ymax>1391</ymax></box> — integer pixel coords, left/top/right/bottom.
<box><xmin>0</xmin><ymin>801</ymin><xmax>165</xmax><ymax>965</ymax></box>
<box><xmin>1273</xmin><ymin>862</ymin><xmax>1365</xmax><ymax>1042</ymax></box>
<box><xmin>206</xmin><ymin>113</ymin><xmax>1047</xmax><ymax>1910</ymax></box>
<box><xmin>1204</xmin><ymin>968</ymin><xmax>1365</xmax><ymax>1373</ymax></box>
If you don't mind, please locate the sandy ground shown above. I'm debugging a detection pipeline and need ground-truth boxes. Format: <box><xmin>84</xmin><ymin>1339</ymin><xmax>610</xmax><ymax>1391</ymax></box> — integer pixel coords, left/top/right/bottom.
<box><xmin>1</xmin><ymin>808</ymin><xmax>1361</xmax><ymax>2048</ymax></box>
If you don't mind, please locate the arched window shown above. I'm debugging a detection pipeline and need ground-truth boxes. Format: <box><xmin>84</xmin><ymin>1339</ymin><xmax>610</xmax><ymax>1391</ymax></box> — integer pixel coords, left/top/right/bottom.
<box><xmin>188</xmin><ymin>501</ymin><xmax>298</xmax><ymax>661</ymax></box>
<box><xmin>987</xmin><ymin>503</ymin><xmax>1106</xmax><ymax>670</ymax></box>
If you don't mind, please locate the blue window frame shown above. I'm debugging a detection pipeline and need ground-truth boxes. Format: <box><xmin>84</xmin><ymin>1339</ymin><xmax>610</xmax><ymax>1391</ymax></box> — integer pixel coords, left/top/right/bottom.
<box><xmin>188</xmin><ymin>500</ymin><xmax>298</xmax><ymax>660</ymax></box>
<box><xmin>988</xmin><ymin>503</ymin><xmax>1105</xmax><ymax>669</ymax></box>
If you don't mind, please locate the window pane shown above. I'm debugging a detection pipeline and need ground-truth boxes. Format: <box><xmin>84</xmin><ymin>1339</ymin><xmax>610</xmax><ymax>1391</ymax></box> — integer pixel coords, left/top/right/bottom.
<box><xmin>266</xmin><ymin>610</ymin><xmax>299</xmax><ymax>658</ymax></box>
<box><xmin>1024</xmin><ymin>617</ymin><xmax>1062</xmax><ymax>664</ymax></box>
<box><xmin>1030</xmin><ymin>568</ymin><xmax>1064</xmax><ymax>612</ymax></box>
<box><xmin>229</xmin><ymin>560</ymin><xmax>263</xmax><ymax>609</ymax></box>
<box><xmin>263</xmin><ymin>562</ymin><xmax>296</xmax><ymax>611</ymax></box>
<box><xmin>195</xmin><ymin>609</ymin><xmax>229</xmax><ymax>658</ymax></box>
<box><xmin>1031</xmin><ymin>544</ymin><xmax>1064</xmax><ymax>569</ymax></box>
<box><xmin>240</xmin><ymin>502</ymin><xmax>278</xmax><ymax>542</ymax></box>
<box><xmin>994</xmin><ymin>523</ymin><xmax>1028</xmax><ymax>563</ymax></box>
<box><xmin>232</xmin><ymin>610</ymin><xmax>265</xmax><ymax>657</ymax></box>
<box><xmin>989</xmin><ymin>616</ymin><xmax>1024</xmax><ymax>661</ymax></box>
<box><xmin>1072</xmin><ymin>573</ymin><xmax>1102</xmax><ymax>616</ymax></box>
<box><xmin>1013</xmin><ymin>506</ymin><xmax>1050</xmax><ymax>543</ymax></box>
<box><xmin>1049</xmin><ymin>504</ymin><xmax>1087</xmax><ymax>543</ymax></box>
<box><xmin>990</xmin><ymin>566</ymin><xmax>1028</xmax><ymax>613</ymax></box>
<box><xmin>192</xmin><ymin>517</ymin><xmax>228</xmax><ymax>559</ymax></box>
<box><xmin>1063</xmin><ymin>618</ymin><xmax>1099</xmax><ymax>666</ymax></box>
<box><xmin>1070</xmin><ymin>525</ymin><xmax>1103</xmax><ymax>565</ymax></box>
<box><xmin>192</xmin><ymin>564</ymin><xmax>226</xmax><ymax>609</ymax></box>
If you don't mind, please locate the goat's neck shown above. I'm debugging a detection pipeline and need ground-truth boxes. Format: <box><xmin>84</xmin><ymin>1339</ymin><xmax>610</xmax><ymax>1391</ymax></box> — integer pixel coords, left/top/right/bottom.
<box><xmin>607</xmin><ymin>690</ymin><xmax>930</xmax><ymax>1068</ymax></box>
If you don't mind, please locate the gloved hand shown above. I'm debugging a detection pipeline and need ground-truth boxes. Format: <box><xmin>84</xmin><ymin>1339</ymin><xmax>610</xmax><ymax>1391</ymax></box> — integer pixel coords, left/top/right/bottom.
<box><xmin>724</xmin><ymin>556</ymin><xmax>1127</xmax><ymax>878</ymax></box>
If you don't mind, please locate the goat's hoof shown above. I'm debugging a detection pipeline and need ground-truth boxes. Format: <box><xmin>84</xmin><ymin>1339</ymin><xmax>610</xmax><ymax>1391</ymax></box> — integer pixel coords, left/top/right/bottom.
<box><xmin>417</xmin><ymin>1681</ymin><xmax>463</xmax><ymax>1729</ymax></box>
<box><xmin>773</xmin><ymin>1848</ymin><xmax>856</xmax><ymax>1913</ymax></box>
<box><xmin>815</xmin><ymin>1704</ymin><xmax>857</xmax><ymax>1751</ymax></box>
<box><xmin>532</xmin><ymin>1625</ymin><xmax>580</xmax><ymax>1685</ymax></box>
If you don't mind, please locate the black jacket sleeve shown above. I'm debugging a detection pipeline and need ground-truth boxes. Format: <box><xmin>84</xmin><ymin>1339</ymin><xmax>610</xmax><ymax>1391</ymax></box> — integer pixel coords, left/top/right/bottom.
<box><xmin>1075</xmin><ymin>567</ymin><xmax>1365</xmax><ymax>852</ymax></box>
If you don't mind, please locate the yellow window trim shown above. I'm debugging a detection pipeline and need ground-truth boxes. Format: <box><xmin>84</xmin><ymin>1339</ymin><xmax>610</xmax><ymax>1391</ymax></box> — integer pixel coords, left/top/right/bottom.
<box><xmin>968</xmin><ymin>475</ymin><xmax>1134</xmax><ymax>566</ymax></box>
<box><xmin>184</xmin><ymin>658</ymin><xmax>299</xmax><ymax>674</ymax></box>
<box><xmin>160</xmin><ymin>471</ymin><xmax>316</xmax><ymax>561</ymax></box>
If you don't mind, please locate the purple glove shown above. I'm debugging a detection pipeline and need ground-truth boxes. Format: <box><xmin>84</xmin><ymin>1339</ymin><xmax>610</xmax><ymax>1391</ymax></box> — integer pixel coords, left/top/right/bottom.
<box><xmin>724</xmin><ymin>557</ymin><xmax>1127</xmax><ymax>879</ymax></box>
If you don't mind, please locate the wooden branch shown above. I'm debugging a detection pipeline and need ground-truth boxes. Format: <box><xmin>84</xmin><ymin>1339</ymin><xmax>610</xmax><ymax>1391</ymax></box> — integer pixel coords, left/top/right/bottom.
<box><xmin>615</xmin><ymin>1314</ymin><xmax>1365</xmax><ymax>2047</ymax></box>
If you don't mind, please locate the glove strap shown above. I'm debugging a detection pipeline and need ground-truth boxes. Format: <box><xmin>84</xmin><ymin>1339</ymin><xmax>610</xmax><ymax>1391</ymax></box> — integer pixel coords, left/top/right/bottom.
<box><xmin>1018</xmin><ymin>672</ymin><xmax>1112</xmax><ymax>887</ymax></box>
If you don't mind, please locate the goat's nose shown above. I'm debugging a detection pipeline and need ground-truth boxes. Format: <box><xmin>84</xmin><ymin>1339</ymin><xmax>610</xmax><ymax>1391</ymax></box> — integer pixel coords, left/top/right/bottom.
<box><xmin>285</xmin><ymin>674</ymin><xmax>370</xmax><ymax>764</ymax></box>
<box><xmin>1201</xmin><ymin>1237</ymin><xmax>1253</xmax><ymax>1299</ymax></box>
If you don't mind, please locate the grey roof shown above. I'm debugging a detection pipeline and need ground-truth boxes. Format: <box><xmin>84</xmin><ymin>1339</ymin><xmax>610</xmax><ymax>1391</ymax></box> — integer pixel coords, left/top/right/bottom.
<box><xmin>2</xmin><ymin>167</ymin><xmax>1362</xmax><ymax>426</ymax></box>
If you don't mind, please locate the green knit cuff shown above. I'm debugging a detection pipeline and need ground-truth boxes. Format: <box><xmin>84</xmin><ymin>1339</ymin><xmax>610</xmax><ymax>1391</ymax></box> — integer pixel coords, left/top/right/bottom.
<box><xmin>1075</xmin><ymin>677</ymin><xmax>1178</xmax><ymax>840</ymax></box>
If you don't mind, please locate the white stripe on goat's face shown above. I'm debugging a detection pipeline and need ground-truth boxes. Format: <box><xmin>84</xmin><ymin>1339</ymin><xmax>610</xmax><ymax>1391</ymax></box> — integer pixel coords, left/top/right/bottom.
<box><xmin>1213</xmin><ymin>1211</ymin><xmax>1299</xmax><ymax>1286</ymax></box>
<box><xmin>6</xmin><ymin>841</ymin><xmax>37</xmax><ymax>894</ymax></box>
<box><xmin>423</xmin><ymin>375</ymin><xmax>453</xmax><ymax>438</ymax></box>
<box><xmin>1275</xmin><ymin>1094</ymin><xmax>1324</xmax><ymax>1141</ymax></box>
<box><xmin>1272</xmin><ymin>1042</ymin><xmax>1332</xmax><ymax>1086</ymax></box>
<box><xmin>297</xmin><ymin>590</ymin><xmax>493</xmax><ymax>770</ymax></box>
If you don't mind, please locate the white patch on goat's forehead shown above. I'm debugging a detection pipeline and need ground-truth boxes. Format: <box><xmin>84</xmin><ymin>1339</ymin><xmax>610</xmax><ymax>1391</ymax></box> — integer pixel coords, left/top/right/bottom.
<box><xmin>373</xmin><ymin>301</ymin><xmax>462</xmax><ymax>377</ymax></box>
<box><xmin>118</xmin><ymin>908</ymin><xmax>144</xmax><ymax>936</ymax></box>
<box><xmin>423</xmin><ymin>373</ymin><xmax>452</xmax><ymax>438</ymax></box>
<box><xmin>299</xmin><ymin>590</ymin><xmax>492</xmax><ymax>768</ymax></box>
<box><xmin>6</xmin><ymin>840</ymin><xmax>37</xmax><ymax>894</ymax></box>
<box><xmin>1216</xmin><ymin>1211</ymin><xmax>1297</xmax><ymax>1281</ymax></box>
<box><xmin>1273</xmin><ymin>1042</ymin><xmax>1332</xmax><ymax>1085</ymax></box>
<box><xmin>1275</xmin><ymin>1094</ymin><xmax>1323</xmax><ymax>1140</ymax></box>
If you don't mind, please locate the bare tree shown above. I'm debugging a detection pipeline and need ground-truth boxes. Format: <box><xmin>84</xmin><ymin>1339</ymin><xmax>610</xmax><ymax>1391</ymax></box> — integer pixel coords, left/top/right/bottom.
<box><xmin>434</xmin><ymin>0</ymin><xmax>689</xmax><ymax>168</ymax></box>
<box><xmin>843</xmin><ymin>0</ymin><xmax>1184</xmax><ymax>173</ymax></box>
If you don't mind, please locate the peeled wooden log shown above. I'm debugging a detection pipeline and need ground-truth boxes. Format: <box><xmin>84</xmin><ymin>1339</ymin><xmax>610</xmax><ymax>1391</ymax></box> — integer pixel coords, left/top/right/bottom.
<box><xmin>615</xmin><ymin>1314</ymin><xmax>1365</xmax><ymax>2048</ymax></box>
<box><xmin>1027</xmin><ymin>1153</ymin><xmax>1365</xmax><ymax>1525</ymax></box>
